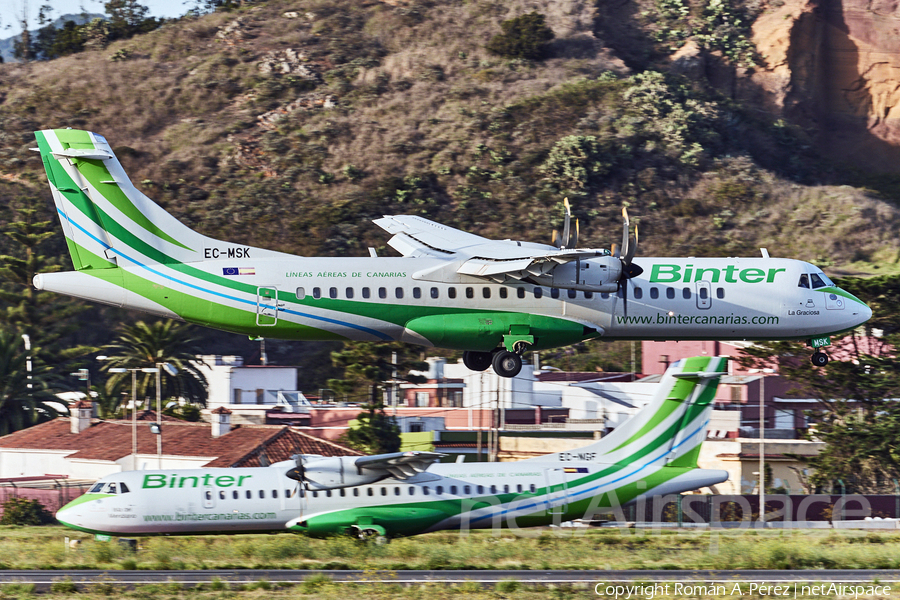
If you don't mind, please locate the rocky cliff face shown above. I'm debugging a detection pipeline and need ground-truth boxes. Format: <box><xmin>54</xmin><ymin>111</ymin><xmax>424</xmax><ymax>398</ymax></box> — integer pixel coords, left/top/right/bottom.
<box><xmin>750</xmin><ymin>0</ymin><xmax>900</xmax><ymax>171</ymax></box>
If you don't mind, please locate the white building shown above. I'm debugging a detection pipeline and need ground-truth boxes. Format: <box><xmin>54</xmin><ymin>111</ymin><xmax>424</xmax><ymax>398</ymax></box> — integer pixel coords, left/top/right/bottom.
<box><xmin>198</xmin><ymin>355</ymin><xmax>311</xmax><ymax>425</ymax></box>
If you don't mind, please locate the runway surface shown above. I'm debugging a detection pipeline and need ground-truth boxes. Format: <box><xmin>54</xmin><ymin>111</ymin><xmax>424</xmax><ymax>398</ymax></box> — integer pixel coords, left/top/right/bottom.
<box><xmin>2</xmin><ymin>569</ymin><xmax>900</xmax><ymax>589</ymax></box>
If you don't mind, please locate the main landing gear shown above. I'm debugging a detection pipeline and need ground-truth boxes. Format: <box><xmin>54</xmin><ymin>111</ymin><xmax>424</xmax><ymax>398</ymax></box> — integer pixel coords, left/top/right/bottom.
<box><xmin>463</xmin><ymin>345</ymin><xmax>527</xmax><ymax>378</ymax></box>
<box><xmin>811</xmin><ymin>351</ymin><xmax>829</xmax><ymax>367</ymax></box>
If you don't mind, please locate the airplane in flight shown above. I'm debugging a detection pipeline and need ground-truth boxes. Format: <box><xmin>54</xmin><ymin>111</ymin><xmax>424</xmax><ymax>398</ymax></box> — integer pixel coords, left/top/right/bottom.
<box><xmin>33</xmin><ymin>129</ymin><xmax>871</xmax><ymax>376</ymax></box>
<box><xmin>56</xmin><ymin>356</ymin><xmax>730</xmax><ymax>540</ymax></box>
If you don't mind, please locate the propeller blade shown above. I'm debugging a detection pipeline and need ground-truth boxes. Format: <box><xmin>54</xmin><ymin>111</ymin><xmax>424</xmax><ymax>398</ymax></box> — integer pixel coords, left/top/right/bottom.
<box><xmin>621</xmin><ymin>207</ymin><xmax>630</xmax><ymax>263</ymax></box>
<box><xmin>561</xmin><ymin>197</ymin><xmax>571</xmax><ymax>248</ymax></box>
<box><xmin>552</xmin><ymin>229</ymin><xmax>560</xmax><ymax>249</ymax></box>
<box><xmin>571</xmin><ymin>219</ymin><xmax>579</xmax><ymax>249</ymax></box>
<box><xmin>611</xmin><ymin>243</ymin><xmax>619</xmax><ymax>258</ymax></box>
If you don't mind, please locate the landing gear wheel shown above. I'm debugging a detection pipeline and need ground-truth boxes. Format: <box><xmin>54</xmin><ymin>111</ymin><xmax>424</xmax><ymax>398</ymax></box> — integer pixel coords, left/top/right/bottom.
<box><xmin>811</xmin><ymin>351</ymin><xmax>829</xmax><ymax>367</ymax></box>
<box><xmin>463</xmin><ymin>350</ymin><xmax>492</xmax><ymax>372</ymax></box>
<box><xmin>356</xmin><ymin>527</ymin><xmax>387</xmax><ymax>543</ymax></box>
<box><xmin>492</xmin><ymin>350</ymin><xmax>522</xmax><ymax>378</ymax></box>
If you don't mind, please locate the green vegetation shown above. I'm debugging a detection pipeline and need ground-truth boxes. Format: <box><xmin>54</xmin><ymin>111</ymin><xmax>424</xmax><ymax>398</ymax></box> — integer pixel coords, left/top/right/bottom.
<box><xmin>0</xmin><ymin>497</ymin><xmax>54</xmax><ymax>526</ymax></box>
<box><xmin>7</xmin><ymin>525</ymin><xmax>900</xmax><ymax>571</ymax></box>
<box><xmin>1</xmin><ymin>0</ymin><xmax>900</xmax><ymax>399</ymax></box>
<box><xmin>485</xmin><ymin>12</ymin><xmax>555</xmax><ymax>61</ymax></box>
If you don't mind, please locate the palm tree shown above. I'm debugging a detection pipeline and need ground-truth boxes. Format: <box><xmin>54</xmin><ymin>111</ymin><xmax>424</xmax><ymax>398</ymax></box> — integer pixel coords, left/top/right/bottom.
<box><xmin>100</xmin><ymin>320</ymin><xmax>208</xmax><ymax>408</ymax></box>
<box><xmin>0</xmin><ymin>327</ymin><xmax>60</xmax><ymax>436</ymax></box>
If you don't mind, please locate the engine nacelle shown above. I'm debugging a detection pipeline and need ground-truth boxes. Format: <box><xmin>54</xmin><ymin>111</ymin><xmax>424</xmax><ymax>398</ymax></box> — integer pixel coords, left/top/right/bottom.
<box><xmin>292</xmin><ymin>457</ymin><xmax>384</xmax><ymax>490</ymax></box>
<box><xmin>531</xmin><ymin>255</ymin><xmax>622</xmax><ymax>292</ymax></box>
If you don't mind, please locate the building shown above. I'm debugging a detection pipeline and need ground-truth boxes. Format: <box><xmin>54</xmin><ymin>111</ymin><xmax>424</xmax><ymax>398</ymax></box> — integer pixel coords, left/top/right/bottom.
<box><xmin>197</xmin><ymin>355</ymin><xmax>312</xmax><ymax>426</ymax></box>
<box><xmin>0</xmin><ymin>403</ymin><xmax>360</xmax><ymax>481</ymax></box>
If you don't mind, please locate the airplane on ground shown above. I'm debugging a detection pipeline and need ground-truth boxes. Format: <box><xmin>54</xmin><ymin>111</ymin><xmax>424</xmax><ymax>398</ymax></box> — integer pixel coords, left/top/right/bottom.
<box><xmin>56</xmin><ymin>356</ymin><xmax>730</xmax><ymax>540</ymax></box>
<box><xmin>33</xmin><ymin>129</ymin><xmax>871</xmax><ymax>376</ymax></box>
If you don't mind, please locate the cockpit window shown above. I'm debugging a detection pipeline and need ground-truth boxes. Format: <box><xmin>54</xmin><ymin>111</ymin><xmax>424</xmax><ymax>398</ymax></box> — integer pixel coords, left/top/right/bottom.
<box><xmin>89</xmin><ymin>483</ymin><xmax>104</xmax><ymax>493</ymax></box>
<box><xmin>811</xmin><ymin>272</ymin><xmax>833</xmax><ymax>289</ymax></box>
<box><xmin>119</xmin><ymin>482</ymin><xmax>130</xmax><ymax>494</ymax></box>
<box><xmin>107</xmin><ymin>483</ymin><xmax>117</xmax><ymax>494</ymax></box>
<box><xmin>798</xmin><ymin>274</ymin><xmax>809</xmax><ymax>289</ymax></box>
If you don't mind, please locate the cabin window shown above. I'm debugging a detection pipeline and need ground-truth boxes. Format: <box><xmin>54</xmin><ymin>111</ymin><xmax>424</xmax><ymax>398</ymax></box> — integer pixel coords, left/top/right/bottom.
<box><xmin>516</xmin><ymin>484</ymin><xmax>523</xmax><ymax>493</ymax></box>
<box><xmin>464</xmin><ymin>485</ymin><xmax>471</xmax><ymax>494</ymax></box>
<box><xmin>634</xmin><ymin>287</ymin><xmax>643</xmax><ymax>299</ymax></box>
<box><xmin>313</xmin><ymin>287</ymin><xmax>321</xmax><ymax>299</ymax></box>
<box><xmin>450</xmin><ymin>485</ymin><xmax>458</xmax><ymax>495</ymax></box>
<box><xmin>89</xmin><ymin>483</ymin><xmax>104</xmax><ymax>493</ymax></box>
<box><xmin>431</xmin><ymin>287</ymin><xmax>439</xmax><ymax>299</ymax></box>
<box><xmin>219</xmin><ymin>490</ymin><xmax>226</xmax><ymax>500</ymax></box>
<box><xmin>517</xmin><ymin>288</ymin><xmax>525</xmax><ymax>299</ymax></box>
<box><xmin>312</xmin><ymin>491</ymin><xmax>318</xmax><ymax>498</ymax></box>
<box><xmin>285</xmin><ymin>489</ymin><xmax>291</xmax><ymax>498</ymax></box>
<box><xmin>477</xmin><ymin>485</ymin><xmax>484</xmax><ymax>494</ymax></box>
<box><xmin>666</xmin><ymin>288</ymin><xmax>675</xmax><ymax>300</ymax></box>
<box><xmin>413</xmin><ymin>287</ymin><xmax>421</xmax><ymax>299</ymax></box>
<box><xmin>567</xmin><ymin>289</ymin><xmax>576</xmax><ymax>299</ymax></box>
<box><xmin>381</xmin><ymin>488</ymin><xmax>388</xmax><ymax>496</ymax></box>
<box><xmin>534</xmin><ymin>287</ymin><xmax>543</xmax><ymax>298</ymax></box>
<box><xmin>345</xmin><ymin>287</ymin><xmax>354</xmax><ymax>299</ymax></box>
<box><xmin>466</xmin><ymin>287</ymin><xmax>474</xmax><ymax>299</ymax></box>
<box><xmin>259</xmin><ymin>490</ymin><xmax>265</xmax><ymax>499</ymax></box>
<box><xmin>205</xmin><ymin>490</ymin><xmax>212</xmax><ymax>501</ymax></box>
<box><xmin>339</xmin><ymin>489</ymin><xmax>345</xmax><ymax>497</ymax></box>
<box><xmin>395</xmin><ymin>287</ymin><xmax>404</xmax><ymax>299</ymax></box>
<box><xmin>601</xmin><ymin>292</ymin><xmax>609</xmax><ymax>299</ymax></box>
<box><xmin>367</xmin><ymin>488</ymin><xmax>374</xmax><ymax>497</ymax></box>
<box><xmin>490</xmin><ymin>485</ymin><xmax>497</xmax><ymax>494</ymax></box>
<box><xmin>362</xmin><ymin>287</ymin><xmax>371</xmax><ymax>299</ymax></box>
<box><xmin>650</xmin><ymin>287</ymin><xmax>659</xmax><ymax>299</ymax></box>
<box><xmin>551</xmin><ymin>288</ymin><xmax>560</xmax><ymax>299</ymax></box>
<box><xmin>717</xmin><ymin>287</ymin><xmax>725</xmax><ymax>299</ymax></box>
<box><xmin>394</xmin><ymin>487</ymin><xmax>401</xmax><ymax>496</ymax></box>
<box><xmin>500</xmin><ymin>288</ymin><xmax>508</xmax><ymax>299</ymax></box>
<box><xmin>436</xmin><ymin>486</ymin><xmax>444</xmax><ymax>494</ymax></box>
<box><xmin>233</xmin><ymin>491</ymin><xmax>239</xmax><ymax>500</ymax></box>
<box><xmin>326</xmin><ymin>490</ymin><xmax>332</xmax><ymax>497</ymax></box>
<box><xmin>483</xmin><ymin>287</ymin><xmax>491</xmax><ymax>299</ymax></box>
<box><xmin>378</xmin><ymin>287</ymin><xmax>387</xmax><ymax>299</ymax></box>
<box><xmin>353</xmin><ymin>488</ymin><xmax>359</xmax><ymax>497</ymax></box>
<box><xmin>682</xmin><ymin>287</ymin><xmax>691</xmax><ymax>299</ymax></box>
<box><xmin>120</xmin><ymin>483</ymin><xmax>130</xmax><ymax>494</ymax></box>
<box><xmin>329</xmin><ymin>287</ymin><xmax>338</xmax><ymax>299</ymax></box>
<box><xmin>503</xmin><ymin>485</ymin><xmax>509</xmax><ymax>494</ymax></box>
<box><xmin>448</xmin><ymin>287</ymin><xmax>457</xmax><ymax>299</ymax></box>
<box><xmin>409</xmin><ymin>487</ymin><xmax>416</xmax><ymax>495</ymax></box>
<box><xmin>424</xmin><ymin>486</ymin><xmax>430</xmax><ymax>496</ymax></box>
<box><xmin>699</xmin><ymin>287</ymin><xmax>708</xmax><ymax>300</ymax></box>
<box><xmin>584</xmin><ymin>291</ymin><xmax>593</xmax><ymax>299</ymax></box>
<box><xmin>296</xmin><ymin>287</ymin><xmax>305</xmax><ymax>299</ymax></box>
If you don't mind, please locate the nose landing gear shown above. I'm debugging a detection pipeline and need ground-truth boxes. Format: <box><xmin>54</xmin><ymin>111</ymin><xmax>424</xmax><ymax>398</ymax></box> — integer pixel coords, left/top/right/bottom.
<box><xmin>811</xmin><ymin>351</ymin><xmax>829</xmax><ymax>367</ymax></box>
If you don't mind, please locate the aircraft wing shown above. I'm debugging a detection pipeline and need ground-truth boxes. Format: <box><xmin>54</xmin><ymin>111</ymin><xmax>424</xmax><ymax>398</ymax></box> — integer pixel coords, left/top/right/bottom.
<box><xmin>355</xmin><ymin>451</ymin><xmax>446</xmax><ymax>480</ymax></box>
<box><xmin>374</xmin><ymin>215</ymin><xmax>612</xmax><ymax>283</ymax></box>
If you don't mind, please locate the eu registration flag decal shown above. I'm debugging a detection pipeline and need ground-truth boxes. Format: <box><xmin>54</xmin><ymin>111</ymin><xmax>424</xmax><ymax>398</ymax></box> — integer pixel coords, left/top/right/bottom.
<box><xmin>223</xmin><ymin>267</ymin><xmax>256</xmax><ymax>276</ymax></box>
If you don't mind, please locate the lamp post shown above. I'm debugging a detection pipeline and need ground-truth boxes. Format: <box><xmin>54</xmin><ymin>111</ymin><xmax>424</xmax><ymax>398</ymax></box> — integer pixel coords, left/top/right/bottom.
<box><xmin>101</xmin><ymin>358</ymin><xmax>159</xmax><ymax>471</ymax></box>
<box><xmin>749</xmin><ymin>367</ymin><xmax>774</xmax><ymax>523</ymax></box>
<box><xmin>155</xmin><ymin>362</ymin><xmax>179</xmax><ymax>470</ymax></box>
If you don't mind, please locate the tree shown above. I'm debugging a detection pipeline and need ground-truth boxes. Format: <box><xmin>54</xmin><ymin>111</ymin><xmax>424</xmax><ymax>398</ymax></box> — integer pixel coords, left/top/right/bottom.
<box><xmin>104</xmin><ymin>0</ymin><xmax>159</xmax><ymax>42</ymax></box>
<box><xmin>329</xmin><ymin>342</ymin><xmax>427</xmax><ymax>455</ymax></box>
<box><xmin>341</xmin><ymin>391</ymin><xmax>402</xmax><ymax>455</ymax></box>
<box><xmin>0</xmin><ymin>199</ymin><xmax>93</xmax><ymax>375</ymax></box>
<box><xmin>485</xmin><ymin>12</ymin><xmax>555</xmax><ymax>61</ymax></box>
<box><xmin>0</xmin><ymin>327</ymin><xmax>60</xmax><ymax>436</ymax></box>
<box><xmin>738</xmin><ymin>274</ymin><xmax>900</xmax><ymax>492</ymax></box>
<box><xmin>100</xmin><ymin>320</ymin><xmax>208</xmax><ymax>409</ymax></box>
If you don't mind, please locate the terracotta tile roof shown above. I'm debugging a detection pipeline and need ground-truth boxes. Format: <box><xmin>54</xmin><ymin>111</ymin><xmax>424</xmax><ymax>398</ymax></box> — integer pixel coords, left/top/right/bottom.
<box><xmin>0</xmin><ymin>417</ymin><xmax>361</xmax><ymax>468</ymax></box>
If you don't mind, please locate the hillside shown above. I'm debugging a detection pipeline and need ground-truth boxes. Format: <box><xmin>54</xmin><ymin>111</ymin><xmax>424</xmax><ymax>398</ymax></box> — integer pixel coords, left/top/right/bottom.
<box><xmin>1</xmin><ymin>0</ymin><xmax>899</xmax><ymax>376</ymax></box>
